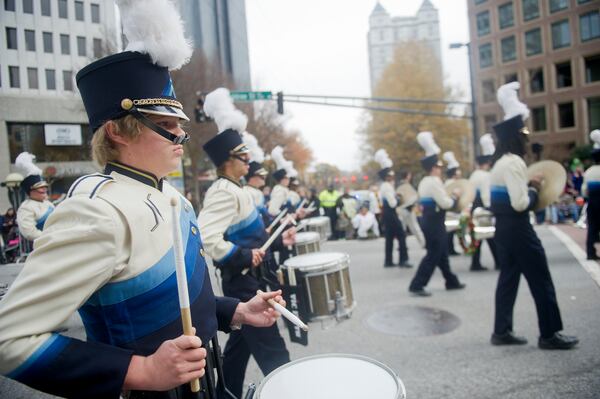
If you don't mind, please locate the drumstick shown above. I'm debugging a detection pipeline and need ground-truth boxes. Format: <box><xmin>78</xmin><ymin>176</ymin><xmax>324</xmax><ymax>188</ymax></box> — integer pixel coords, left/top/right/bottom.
<box><xmin>267</xmin><ymin>208</ymin><xmax>288</xmax><ymax>231</ymax></box>
<box><xmin>257</xmin><ymin>290</ymin><xmax>309</xmax><ymax>332</ymax></box>
<box><xmin>296</xmin><ymin>198</ymin><xmax>307</xmax><ymax>210</ymax></box>
<box><xmin>170</xmin><ymin>198</ymin><xmax>200</xmax><ymax>393</ymax></box>
<box><xmin>261</xmin><ymin>215</ymin><xmax>292</xmax><ymax>252</ymax></box>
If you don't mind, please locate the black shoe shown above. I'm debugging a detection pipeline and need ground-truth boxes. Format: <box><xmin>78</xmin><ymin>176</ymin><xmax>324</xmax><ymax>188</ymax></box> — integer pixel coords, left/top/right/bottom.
<box><xmin>470</xmin><ymin>265</ymin><xmax>488</xmax><ymax>272</ymax></box>
<box><xmin>538</xmin><ymin>332</ymin><xmax>579</xmax><ymax>350</ymax></box>
<box><xmin>446</xmin><ymin>282</ymin><xmax>466</xmax><ymax>290</ymax></box>
<box><xmin>398</xmin><ymin>261</ymin><xmax>413</xmax><ymax>268</ymax></box>
<box><xmin>409</xmin><ymin>287</ymin><xmax>432</xmax><ymax>297</ymax></box>
<box><xmin>587</xmin><ymin>255</ymin><xmax>599</xmax><ymax>261</ymax></box>
<box><xmin>448</xmin><ymin>251</ymin><xmax>460</xmax><ymax>256</ymax></box>
<box><xmin>491</xmin><ymin>331</ymin><xmax>528</xmax><ymax>346</ymax></box>
<box><xmin>384</xmin><ymin>262</ymin><xmax>397</xmax><ymax>268</ymax></box>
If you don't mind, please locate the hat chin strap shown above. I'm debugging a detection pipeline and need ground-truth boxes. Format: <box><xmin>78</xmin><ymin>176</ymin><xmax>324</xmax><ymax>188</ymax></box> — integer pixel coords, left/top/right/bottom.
<box><xmin>129</xmin><ymin>107</ymin><xmax>190</xmax><ymax>145</ymax></box>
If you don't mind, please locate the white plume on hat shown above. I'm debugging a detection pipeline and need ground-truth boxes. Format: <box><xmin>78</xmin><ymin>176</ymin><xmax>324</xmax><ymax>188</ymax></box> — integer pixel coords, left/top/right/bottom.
<box><xmin>203</xmin><ymin>88</ymin><xmax>248</xmax><ymax>134</ymax></box>
<box><xmin>271</xmin><ymin>146</ymin><xmax>296</xmax><ymax>177</ymax></box>
<box><xmin>479</xmin><ymin>133</ymin><xmax>495</xmax><ymax>156</ymax></box>
<box><xmin>117</xmin><ymin>0</ymin><xmax>192</xmax><ymax>70</ymax></box>
<box><xmin>417</xmin><ymin>131</ymin><xmax>441</xmax><ymax>156</ymax></box>
<box><xmin>443</xmin><ymin>151</ymin><xmax>459</xmax><ymax>169</ymax></box>
<box><xmin>15</xmin><ymin>152</ymin><xmax>42</xmax><ymax>177</ymax></box>
<box><xmin>242</xmin><ymin>132</ymin><xmax>264</xmax><ymax>163</ymax></box>
<box><xmin>374</xmin><ymin>149</ymin><xmax>393</xmax><ymax>169</ymax></box>
<box><xmin>497</xmin><ymin>82</ymin><xmax>530</xmax><ymax>121</ymax></box>
<box><xmin>591</xmin><ymin>129</ymin><xmax>600</xmax><ymax>149</ymax></box>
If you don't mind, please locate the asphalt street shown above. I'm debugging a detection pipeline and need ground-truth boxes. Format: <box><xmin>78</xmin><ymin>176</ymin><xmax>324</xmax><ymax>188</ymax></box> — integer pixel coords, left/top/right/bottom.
<box><xmin>1</xmin><ymin>225</ymin><xmax>599</xmax><ymax>398</ymax></box>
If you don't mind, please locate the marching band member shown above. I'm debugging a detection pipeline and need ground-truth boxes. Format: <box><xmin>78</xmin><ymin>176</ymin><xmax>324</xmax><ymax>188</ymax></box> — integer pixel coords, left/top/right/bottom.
<box><xmin>469</xmin><ymin>134</ymin><xmax>498</xmax><ymax>271</ymax></box>
<box><xmin>198</xmin><ymin>88</ymin><xmax>293</xmax><ymax>398</ymax></box>
<box><xmin>268</xmin><ymin>146</ymin><xmax>291</xmax><ymax>217</ymax></box>
<box><xmin>489</xmin><ymin>82</ymin><xmax>578</xmax><ymax>349</ymax></box>
<box><xmin>375</xmin><ymin>149</ymin><xmax>411</xmax><ymax>268</ymax></box>
<box><xmin>0</xmin><ymin>3</ymin><xmax>284</xmax><ymax>398</ymax></box>
<box><xmin>443</xmin><ymin>151</ymin><xmax>461</xmax><ymax>256</ymax></box>
<box><xmin>242</xmin><ymin>132</ymin><xmax>271</xmax><ymax>224</ymax></box>
<box><xmin>409</xmin><ymin>132</ymin><xmax>465</xmax><ymax>297</ymax></box>
<box><xmin>14</xmin><ymin>152</ymin><xmax>54</xmax><ymax>243</ymax></box>
<box><xmin>583</xmin><ymin>130</ymin><xmax>600</xmax><ymax>261</ymax></box>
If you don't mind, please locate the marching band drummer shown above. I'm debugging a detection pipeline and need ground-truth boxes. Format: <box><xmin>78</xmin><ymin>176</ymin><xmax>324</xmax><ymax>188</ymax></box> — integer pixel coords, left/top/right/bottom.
<box><xmin>489</xmin><ymin>82</ymin><xmax>578</xmax><ymax>349</ymax></box>
<box><xmin>14</xmin><ymin>153</ymin><xmax>54</xmax><ymax>243</ymax></box>
<box><xmin>198</xmin><ymin>88</ymin><xmax>293</xmax><ymax>399</ymax></box>
<box><xmin>242</xmin><ymin>132</ymin><xmax>271</xmax><ymax>224</ymax></box>
<box><xmin>408</xmin><ymin>132</ymin><xmax>465</xmax><ymax>297</ymax></box>
<box><xmin>268</xmin><ymin>146</ymin><xmax>291</xmax><ymax>217</ymax></box>
<box><xmin>443</xmin><ymin>151</ymin><xmax>462</xmax><ymax>256</ymax></box>
<box><xmin>582</xmin><ymin>130</ymin><xmax>600</xmax><ymax>261</ymax></box>
<box><xmin>468</xmin><ymin>134</ymin><xmax>498</xmax><ymax>271</ymax></box>
<box><xmin>0</xmin><ymin>2</ymin><xmax>285</xmax><ymax>398</ymax></box>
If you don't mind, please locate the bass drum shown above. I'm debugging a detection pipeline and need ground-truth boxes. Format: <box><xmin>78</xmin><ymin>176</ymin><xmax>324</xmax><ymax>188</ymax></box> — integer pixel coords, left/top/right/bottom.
<box><xmin>254</xmin><ymin>354</ymin><xmax>406</xmax><ymax>399</ymax></box>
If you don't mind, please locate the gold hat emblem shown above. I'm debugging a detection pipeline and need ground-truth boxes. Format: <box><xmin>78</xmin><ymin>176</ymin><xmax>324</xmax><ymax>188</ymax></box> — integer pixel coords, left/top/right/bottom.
<box><xmin>121</xmin><ymin>98</ymin><xmax>133</xmax><ymax>110</ymax></box>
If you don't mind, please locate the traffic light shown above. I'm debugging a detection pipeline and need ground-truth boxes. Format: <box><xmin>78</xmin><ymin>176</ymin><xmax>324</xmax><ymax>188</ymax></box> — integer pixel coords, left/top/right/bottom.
<box><xmin>277</xmin><ymin>91</ymin><xmax>284</xmax><ymax>115</ymax></box>
<box><xmin>194</xmin><ymin>97</ymin><xmax>210</xmax><ymax>123</ymax></box>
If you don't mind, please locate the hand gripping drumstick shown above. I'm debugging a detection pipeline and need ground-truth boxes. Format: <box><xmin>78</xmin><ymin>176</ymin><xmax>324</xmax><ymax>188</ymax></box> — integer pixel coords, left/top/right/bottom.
<box><xmin>260</xmin><ymin>215</ymin><xmax>293</xmax><ymax>252</ymax></box>
<box><xmin>170</xmin><ymin>198</ymin><xmax>201</xmax><ymax>393</ymax></box>
<box><xmin>257</xmin><ymin>290</ymin><xmax>309</xmax><ymax>332</ymax></box>
<box><xmin>266</xmin><ymin>208</ymin><xmax>288</xmax><ymax>232</ymax></box>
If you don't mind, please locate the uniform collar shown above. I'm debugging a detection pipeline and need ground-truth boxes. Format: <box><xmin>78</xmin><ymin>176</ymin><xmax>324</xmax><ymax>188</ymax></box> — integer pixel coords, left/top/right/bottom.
<box><xmin>218</xmin><ymin>173</ymin><xmax>242</xmax><ymax>187</ymax></box>
<box><xmin>105</xmin><ymin>161</ymin><xmax>164</xmax><ymax>191</ymax></box>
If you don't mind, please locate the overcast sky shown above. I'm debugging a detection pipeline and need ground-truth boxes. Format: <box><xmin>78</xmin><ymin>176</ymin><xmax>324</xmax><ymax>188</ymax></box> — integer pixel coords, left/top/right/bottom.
<box><xmin>245</xmin><ymin>0</ymin><xmax>471</xmax><ymax>171</ymax></box>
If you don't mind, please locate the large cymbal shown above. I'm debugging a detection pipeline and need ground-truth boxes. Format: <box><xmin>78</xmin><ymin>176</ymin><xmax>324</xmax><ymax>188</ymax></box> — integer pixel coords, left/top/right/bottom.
<box><xmin>445</xmin><ymin>179</ymin><xmax>476</xmax><ymax>212</ymax></box>
<box><xmin>527</xmin><ymin>160</ymin><xmax>567</xmax><ymax>211</ymax></box>
<box><xmin>396</xmin><ymin>183</ymin><xmax>418</xmax><ymax>208</ymax></box>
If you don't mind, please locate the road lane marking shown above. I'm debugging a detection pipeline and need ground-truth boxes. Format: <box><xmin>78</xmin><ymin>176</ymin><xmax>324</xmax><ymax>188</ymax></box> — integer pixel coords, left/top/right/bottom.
<box><xmin>549</xmin><ymin>226</ymin><xmax>600</xmax><ymax>288</ymax></box>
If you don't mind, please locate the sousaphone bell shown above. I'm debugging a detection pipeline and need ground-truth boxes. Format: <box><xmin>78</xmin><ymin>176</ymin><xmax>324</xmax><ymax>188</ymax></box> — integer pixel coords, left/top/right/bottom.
<box><xmin>526</xmin><ymin>160</ymin><xmax>567</xmax><ymax>211</ymax></box>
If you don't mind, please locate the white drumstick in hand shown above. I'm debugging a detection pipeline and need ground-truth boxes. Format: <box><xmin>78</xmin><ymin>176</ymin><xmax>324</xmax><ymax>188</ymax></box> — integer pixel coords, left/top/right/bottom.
<box><xmin>258</xmin><ymin>290</ymin><xmax>308</xmax><ymax>332</ymax></box>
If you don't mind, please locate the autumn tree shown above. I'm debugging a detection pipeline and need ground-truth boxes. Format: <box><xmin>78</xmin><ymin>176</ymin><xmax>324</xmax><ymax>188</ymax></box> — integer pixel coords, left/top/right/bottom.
<box><xmin>359</xmin><ymin>41</ymin><xmax>471</xmax><ymax>178</ymax></box>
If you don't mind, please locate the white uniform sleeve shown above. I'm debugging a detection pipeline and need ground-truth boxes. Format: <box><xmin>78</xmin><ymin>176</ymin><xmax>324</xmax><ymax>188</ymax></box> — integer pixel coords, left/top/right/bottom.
<box><xmin>16</xmin><ymin>202</ymin><xmax>43</xmax><ymax>241</ymax></box>
<box><xmin>380</xmin><ymin>183</ymin><xmax>398</xmax><ymax>208</ymax></box>
<box><xmin>582</xmin><ymin>171</ymin><xmax>589</xmax><ymax>198</ymax></box>
<box><xmin>505</xmin><ymin>160</ymin><xmax>532</xmax><ymax>212</ymax></box>
<box><xmin>481</xmin><ymin>175</ymin><xmax>491</xmax><ymax>208</ymax></box>
<box><xmin>0</xmin><ymin>196</ymin><xmax>125</xmax><ymax>374</ymax></box>
<box><xmin>268</xmin><ymin>186</ymin><xmax>287</xmax><ymax>216</ymax></box>
<box><xmin>198</xmin><ymin>188</ymin><xmax>238</xmax><ymax>261</ymax></box>
<box><xmin>431</xmin><ymin>178</ymin><xmax>455</xmax><ymax>210</ymax></box>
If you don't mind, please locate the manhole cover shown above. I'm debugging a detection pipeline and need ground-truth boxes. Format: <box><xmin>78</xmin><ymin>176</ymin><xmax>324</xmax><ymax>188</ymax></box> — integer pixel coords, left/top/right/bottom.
<box><xmin>366</xmin><ymin>305</ymin><xmax>460</xmax><ymax>337</ymax></box>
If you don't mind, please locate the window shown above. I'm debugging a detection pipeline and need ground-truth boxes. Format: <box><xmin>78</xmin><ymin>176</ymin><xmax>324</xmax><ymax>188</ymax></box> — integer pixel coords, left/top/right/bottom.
<box><xmin>551</xmin><ymin>20</ymin><xmax>570</xmax><ymax>49</ymax></box>
<box><xmin>63</xmin><ymin>70</ymin><xmax>73</xmax><ymax>91</ymax></box>
<box><xmin>6</xmin><ymin>27</ymin><xmax>17</xmax><ymax>49</ymax></box>
<box><xmin>484</xmin><ymin>115</ymin><xmax>497</xmax><ymax>133</ymax></box>
<box><xmin>27</xmin><ymin>67</ymin><xmax>38</xmax><ymax>89</ymax></box>
<box><xmin>501</xmin><ymin>36</ymin><xmax>516</xmax><ymax>62</ymax></box>
<box><xmin>555</xmin><ymin>61</ymin><xmax>572</xmax><ymax>88</ymax></box>
<box><xmin>549</xmin><ymin>0</ymin><xmax>568</xmax><ymax>13</ymax></box>
<box><xmin>91</xmin><ymin>3</ymin><xmax>100</xmax><ymax>23</ymax></box>
<box><xmin>578</xmin><ymin>0</ymin><xmax>591</xmax><ymax>3</ymax></box>
<box><xmin>45</xmin><ymin>69</ymin><xmax>56</xmax><ymax>90</ymax></box>
<box><xmin>525</xmin><ymin>28</ymin><xmax>542</xmax><ymax>56</ymax></box>
<box><xmin>585</xmin><ymin>55</ymin><xmax>600</xmax><ymax>83</ymax></box>
<box><xmin>42</xmin><ymin>32</ymin><xmax>52</xmax><ymax>53</ymax></box>
<box><xmin>41</xmin><ymin>0</ymin><xmax>50</xmax><ymax>16</ymax></box>
<box><xmin>75</xmin><ymin>1</ymin><xmax>83</xmax><ymax>20</ymax></box>
<box><xmin>25</xmin><ymin>29</ymin><xmax>35</xmax><ymax>51</ymax></box>
<box><xmin>9</xmin><ymin>66</ymin><xmax>20</xmax><ymax>88</ymax></box>
<box><xmin>505</xmin><ymin>73</ymin><xmax>518</xmax><ymax>83</ymax></box>
<box><xmin>60</xmin><ymin>34</ymin><xmax>70</xmax><ymax>55</ymax></box>
<box><xmin>588</xmin><ymin>97</ymin><xmax>600</xmax><ymax>132</ymax></box>
<box><xmin>477</xmin><ymin>11</ymin><xmax>491</xmax><ymax>36</ymax></box>
<box><xmin>522</xmin><ymin>0</ymin><xmax>539</xmax><ymax>21</ymax></box>
<box><xmin>580</xmin><ymin>11</ymin><xmax>600</xmax><ymax>42</ymax></box>
<box><xmin>58</xmin><ymin>0</ymin><xmax>67</xmax><ymax>18</ymax></box>
<box><xmin>499</xmin><ymin>2</ymin><xmax>514</xmax><ymax>29</ymax></box>
<box><xmin>529</xmin><ymin>67</ymin><xmax>545</xmax><ymax>93</ymax></box>
<box><xmin>479</xmin><ymin>43</ymin><xmax>493</xmax><ymax>68</ymax></box>
<box><xmin>23</xmin><ymin>0</ymin><xmax>33</xmax><ymax>13</ymax></box>
<box><xmin>558</xmin><ymin>102</ymin><xmax>575</xmax><ymax>128</ymax></box>
<box><xmin>531</xmin><ymin>106</ymin><xmax>547</xmax><ymax>131</ymax></box>
<box><xmin>475</xmin><ymin>0</ymin><xmax>487</xmax><ymax>4</ymax></box>
<box><xmin>77</xmin><ymin>36</ymin><xmax>86</xmax><ymax>56</ymax></box>
<box><xmin>482</xmin><ymin>80</ymin><xmax>496</xmax><ymax>103</ymax></box>
<box><xmin>5</xmin><ymin>0</ymin><xmax>15</xmax><ymax>11</ymax></box>
<box><xmin>93</xmin><ymin>38</ymin><xmax>102</xmax><ymax>58</ymax></box>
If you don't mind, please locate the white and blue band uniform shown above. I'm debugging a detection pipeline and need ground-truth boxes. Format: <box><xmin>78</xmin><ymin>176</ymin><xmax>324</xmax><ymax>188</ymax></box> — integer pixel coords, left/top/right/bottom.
<box><xmin>469</xmin><ymin>155</ymin><xmax>498</xmax><ymax>270</ymax></box>
<box><xmin>378</xmin><ymin>168</ymin><xmax>410</xmax><ymax>267</ymax></box>
<box><xmin>244</xmin><ymin>161</ymin><xmax>272</xmax><ymax>226</ymax></box>
<box><xmin>268</xmin><ymin>169</ymin><xmax>290</xmax><ymax>217</ymax></box>
<box><xmin>582</xmin><ymin>146</ymin><xmax>600</xmax><ymax>260</ymax></box>
<box><xmin>16</xmin><ymin>175</ymin><xmax>54</xmax><ymax>242</ymax></box>
<box><xmin>490</xmin><ymin>115</ymin><xmax>575</xmax><ymax>346</ymax></box>
<box><xmin>0</xmin><ymin>51</ymin><xmax>243</xmax><ymax>399</ymax></box>
<box><xmin>444</xmin><ymin>168</ymin><xmax>461</xmax><ymax>256</ymax></box>
<box><xmin>200</xmin><ymin>132</ymin><xmax>290</xmax><ymax>399</ymax></box>
<box><xmin>409</xmin><ymin>155</ymin><xmax>463</xmax><ymax>294</ymax></box>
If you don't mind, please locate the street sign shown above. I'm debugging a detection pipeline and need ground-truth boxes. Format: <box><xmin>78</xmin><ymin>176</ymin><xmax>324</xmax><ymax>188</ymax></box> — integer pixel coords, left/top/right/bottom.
<box><xmin>230</xmin><ymin>91</ymin><xmax>273</xmax><ymax>101</ymax></box>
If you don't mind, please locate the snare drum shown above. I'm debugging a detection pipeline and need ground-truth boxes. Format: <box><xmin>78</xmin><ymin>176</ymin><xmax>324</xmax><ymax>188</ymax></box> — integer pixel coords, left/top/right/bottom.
<box><xmin>283</xmin><ymin>252</ymin><xmax>355</xmax><ymax>321</ymax></box>
<box><xmin>294</xmin><ymin>231</ymin><xmax>321</xmax><ymax>255</ymax></box>
<box><xmin>305</xmin><ymin>216</ymin><xmax>331</xmax><ymax>240</ymax></box>
<box><xmin>255</xmin><ymin>354</ymin><xmax>406</xmax><ymax>399</ymax></box>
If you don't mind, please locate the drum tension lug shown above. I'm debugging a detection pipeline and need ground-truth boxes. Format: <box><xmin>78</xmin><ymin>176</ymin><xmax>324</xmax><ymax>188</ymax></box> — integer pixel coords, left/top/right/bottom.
<box><xmin>334</xmin><ymin>291</ymin><xmax>350</xmax><ymax>321</ymax></box>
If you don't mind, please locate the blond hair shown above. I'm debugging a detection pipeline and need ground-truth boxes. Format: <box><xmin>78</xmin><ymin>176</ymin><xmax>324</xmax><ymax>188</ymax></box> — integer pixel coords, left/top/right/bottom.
<box><xmin>91</xmin><ymin>115</ymin><xmax>143</xmax><ymax>166</ymax></box>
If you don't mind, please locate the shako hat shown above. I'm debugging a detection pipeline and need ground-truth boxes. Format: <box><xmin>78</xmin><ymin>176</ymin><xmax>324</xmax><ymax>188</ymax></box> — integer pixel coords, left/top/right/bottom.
<box><xmin>374</xmin><ymin>149</ymin><xmax>394</xmax><ymax>180</ymax></box>
<box><xmin>477</xmin><ymin>133</ymin><xmax>495</xmax><ymax>165</ymax></box>
<box><xmin>492</xmin><ymin>82</ymin><xmax>530</xmax><ymax>142</ymax></box>
<box><xmin>443</xmin><ymin>151</ymin><xmax>460</xmax><ymax>178</ymax></box>
<box><xmin>417</xmin><ymin>131</ymin><xmax>442</xmax><ymax>170</ymax></box>
<box><xmin>243</xmin><ymin>132</ymin><xmax>268</xmax><ymax>180</ymax></box>
<box><xmin>15</xmin><ymin>152</ymin><xmax>48</xmax><ymax>194</ymax></box>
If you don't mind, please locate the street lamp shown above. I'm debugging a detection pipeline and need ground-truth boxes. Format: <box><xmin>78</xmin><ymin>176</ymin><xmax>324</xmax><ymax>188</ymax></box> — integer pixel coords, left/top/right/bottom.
<box><xmin>450</xmin><ymin>42</ymin><xmax>479</xmax><ymax>161</ymax></box>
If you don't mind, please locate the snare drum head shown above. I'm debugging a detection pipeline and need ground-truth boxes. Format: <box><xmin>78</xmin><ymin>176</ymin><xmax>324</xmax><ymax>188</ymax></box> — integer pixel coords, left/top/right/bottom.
<box><xmin>294</xmin><ymin>231</ymin><xmax>321</xmax><ymax>244</ymax></box>
<box><xmin>256</xmin><ymin>354</ymin><xmax>404</xmax><ymax>399</ymax></box>
<box><xmin>307</xmin><ymin>216</ymin><xmax>328</xmax><ymax>225</ymax></box>
<box><xmin>283</xmin><ymin>252</ymin><xmax>349</xmax><ymax>269</ymax></box>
